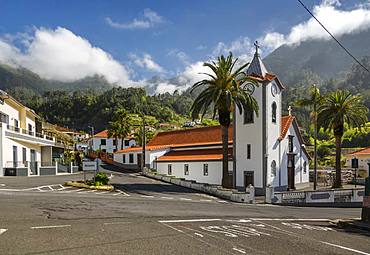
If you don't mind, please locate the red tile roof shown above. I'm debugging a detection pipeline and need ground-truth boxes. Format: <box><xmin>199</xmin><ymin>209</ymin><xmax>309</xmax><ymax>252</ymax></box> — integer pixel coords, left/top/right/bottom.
<box><xmin>279</xmin><ymin>115</ymin><xmax>295</xmax><ymax>140</ymax></box>
<box><xmin>157</xmin><ymin>148</ymin><xmax>233</xmax><ymax>162</ymax></box>
<box><xmin>115</xmin><ymin>145</ymin><xmax>169</xmax><ymax>153</ymax></box>
<box><xmin>94</xmin><ymin>130</ymin><xmax>108</xmax><ymax>138</ymax></box>
<box><xmin>147</xmin><ymin>125</ymin><xmax>232</xmax><ymax>147</ymax></box>
<box><xmin>350</xmin><ymin>147</ymin><xmax>370</xmax><ymax>156</ymax></box>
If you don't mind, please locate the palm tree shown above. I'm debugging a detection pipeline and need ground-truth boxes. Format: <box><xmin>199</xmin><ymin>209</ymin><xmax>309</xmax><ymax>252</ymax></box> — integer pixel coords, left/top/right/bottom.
<box><xmin>190</xmin><ymin>53</ymin><xmax>259</xmax><ymax>188</ymax></box>
<box><xmin>318</xmin><ymin>90</ymin><xmax>368</xmax><ymax>188</ymax></box>
<box><xmin>295</xmin><ymin>84</ymin><xmax>323</xmax><ymax>190</ymax></box>
<box><xmin>108</xmin><ymin>109</ymin><xmax>132</xmax><ymax>150</ymax></box>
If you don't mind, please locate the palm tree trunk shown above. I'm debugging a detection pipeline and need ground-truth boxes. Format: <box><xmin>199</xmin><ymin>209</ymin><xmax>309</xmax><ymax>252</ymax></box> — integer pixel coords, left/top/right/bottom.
<box><xmin>221</xmin><ymin>125</ymin><xmax>231</xmax><ymax>188</ymax></box>
<box><xmin>334</xmin><ymin>134</ymin><xmax>342</xmax><ymax>188</ymax></box>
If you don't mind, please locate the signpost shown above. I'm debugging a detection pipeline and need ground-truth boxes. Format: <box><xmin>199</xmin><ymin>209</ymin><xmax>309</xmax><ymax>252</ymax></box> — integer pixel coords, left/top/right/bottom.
<box><xmin>352</xmin><ymin>157</ymin><xmax>359</xmax><ymax>188</ymax></box>
<box><xmin>83</xmin><ymin>161</ymin><xmax>98</xmax><ymax>183</ymax></box>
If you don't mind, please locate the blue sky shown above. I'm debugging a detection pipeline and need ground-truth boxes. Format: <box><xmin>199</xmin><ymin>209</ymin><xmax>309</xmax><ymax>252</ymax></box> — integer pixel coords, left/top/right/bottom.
<box><xmin>0</xmin><ymin>0</ymin><xmax>369</xmax><ymax>92</ymax></box>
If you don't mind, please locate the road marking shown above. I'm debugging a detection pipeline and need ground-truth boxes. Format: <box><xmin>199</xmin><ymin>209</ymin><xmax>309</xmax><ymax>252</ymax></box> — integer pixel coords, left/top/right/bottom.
<box><xmin>103</xmin><ymin>222</ymin><xmax>131</xmax><ymax>225</ymax></box>
<box><xmin>140</xmin><ymin>195</ymin><xmax>154</xmax><ymax>198</ymax></box>
<box><xmin>217</xmin><ymin>200</ymin><xmax>228</xmax><ymax>203</ymax></box>
<box><xmin>249</xmin><ymin>218</ymin><xmax>331</xmax><ymax>222</ymax></box>
<box><xmin>321</xmin><ymin>241</ymin><xmax>370</xmax><ymax>255</ymax></box>
<box><xmin>160</xmin><ymin>223</ymin><xmax>184</xmax><ymax>233</ymax></box>
<box><xmin>117</xmin><ymin>190</ymin><xmax>130</xmax><ymax>196</ymax></box>
<box><xmin>0</xmin><ymin>184</ymin><xmax>6</xmax><ymax>186</ymax></box>
<box><xmin>159</xmin><ymin>219</ymin><xmax>222</xmax><ymax>223</ymax></box>
<box><xmin>199</xmin><ymin>199</ymin><xmax>212</xmax><ymax>202</ymax></box>
<box><xmin>87</xmin><ymin>190</ymin><xmax>97</xmax><ymax>193</ymax></box>
<box><xmin>194</xmin><ymin>232</ymin><xmax>203</xmax><ymax>237</ymax></box>
<box><xmin>31</xmin><ymin>225</ymin><xmax>71</xmax><ymax>229</ymax></box>
<box><xmin>232</xmin><ymin>248</ymin><xmax>246</xmax><ymax>254</ymax></box>
<box><xmin>0</xmin><ymin>229</ymin><xmax>8</xmax><ymax>235</ymax></box>
<box><xmin>179</xmin><ymin>198</ymin><xmax>192</xmax><ymax>201</ymax></box>
<box><xmin>97</xmin><ymin>191</ymin><xmax>110</xmax><ymax>195</ymax></box>
<box><xmin>161</xmin><ymin>196</ymin><xmax>174</xmax><ymax>200</ymax></box>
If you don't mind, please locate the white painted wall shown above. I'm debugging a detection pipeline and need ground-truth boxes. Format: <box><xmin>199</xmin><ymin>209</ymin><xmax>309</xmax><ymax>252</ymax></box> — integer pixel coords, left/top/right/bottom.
<box><xmin>0</xmin><ymin>101</ymin><xmax>19</xmax><ymax>126</ymax></box>
<box><xmin>156</xmin><ymin>161</ymin><xmax>233</xmax><ymax>185</ymax></box>
<box><xmin>235</xmin><ymin>81</ymin><xmax>263</xmax><ymax>188</ymax></box>
<box><xmin>90</xmin><ymin>137</ymin><xmax>136</xmax><ymax>153</ymax></box>
<box><xmin>279</xmin><ymin>124</ymin><xmax>310</xmax><ymax>188</ymax></box>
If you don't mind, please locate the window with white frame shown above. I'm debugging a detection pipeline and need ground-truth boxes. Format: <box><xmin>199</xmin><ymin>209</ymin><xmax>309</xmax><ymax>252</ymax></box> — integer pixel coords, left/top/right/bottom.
<box><xmin>271</xmin><ymin>160</ymin><xmax>277</xmax><ymax>177</ymax></box>
<box><xmin>168</xmin><ymin>164</ymin><xmax>172</xmax><ymax>175</ymax></box>
<box><xmin>203</xmin><ymin>164</ymin><xmax>208</xmax><ymax>176</ymax></box>
<box><xmin>184</xmin><ymin>164</ymin><xmax>189</xmax><ymax>175</ymax></box>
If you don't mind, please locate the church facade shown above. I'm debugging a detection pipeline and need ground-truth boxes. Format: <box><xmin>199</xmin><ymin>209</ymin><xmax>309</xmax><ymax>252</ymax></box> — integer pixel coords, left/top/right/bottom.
<box><xmin>114</xmin><ymin>47</ymin><xmax>310</xmax><ymax>193</ymax></box>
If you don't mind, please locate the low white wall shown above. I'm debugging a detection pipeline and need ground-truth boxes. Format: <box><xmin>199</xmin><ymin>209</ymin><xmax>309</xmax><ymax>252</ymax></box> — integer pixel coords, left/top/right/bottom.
<box><xmin>156</xmin><ymin>161</ymin><xmax>233</xmax><ymax>185</ymax></box>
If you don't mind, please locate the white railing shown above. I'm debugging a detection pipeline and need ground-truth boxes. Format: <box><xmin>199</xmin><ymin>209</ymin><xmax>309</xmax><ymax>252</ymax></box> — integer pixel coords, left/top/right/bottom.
<box><xmin>5</xmin><ymin>124</ymin><xmax>57</xmax><ymax>143</ymax></box>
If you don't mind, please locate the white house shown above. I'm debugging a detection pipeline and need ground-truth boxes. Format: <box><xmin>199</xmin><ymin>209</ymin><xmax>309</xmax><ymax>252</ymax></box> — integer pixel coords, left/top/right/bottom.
<box><xmin>114</xmin><ymin>46</ymin><xmax>310</xmax><ymax>193</ymax></box>
<box><xmin>88</xmin><ymin>130</ymin><xmax>136</xmax><ymax>153</ymax></box>
<box><xmin>0</xmin><ymin>90</ymin><xmax>66</xmax><ymax>176</ymax></box>
<box><xmin>346</xmin><ymin>147</ymin><xmax>370</xmax><ymax>174</ymax></box>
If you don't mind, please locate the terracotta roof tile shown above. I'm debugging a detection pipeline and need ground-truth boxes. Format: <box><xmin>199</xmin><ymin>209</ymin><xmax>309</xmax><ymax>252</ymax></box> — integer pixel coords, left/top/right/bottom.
<box><xmin>157</xmin><ymin>148</ymin><xmax>233</xmax><ymax>162</ymax></box>
<box><xmin>94</xmin><ymin>130</ymin><xmax>108</xmax><ymax>138</ymax></box>
<box><xmin>350</xmin><ymin>147</ymin><xmax>370</xmax><ymax>155</ymax></box>
<box><xmin>279</xmin><ymin>115</ymin><xmax>295</xmax><ymax>140</ymax></box>
<box><xmin>147</xmin><ymin>125</ymin><xmax>232</xmax><ymax>147</ymax></box>
<box><xmin>115</xmin><ymin>145</ymin><xmax>169</xmax><ymax>154</ymax></box>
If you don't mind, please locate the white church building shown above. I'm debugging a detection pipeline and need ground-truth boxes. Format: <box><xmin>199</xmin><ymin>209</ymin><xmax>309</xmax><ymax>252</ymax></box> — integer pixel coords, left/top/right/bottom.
<box><xmin>114</xmin><ymin>47</ymin><xmax>310</xmax><ymax>193</ymax></box>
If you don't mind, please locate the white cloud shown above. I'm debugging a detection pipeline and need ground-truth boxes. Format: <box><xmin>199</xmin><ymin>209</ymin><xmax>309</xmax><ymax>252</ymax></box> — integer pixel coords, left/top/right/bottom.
<box><xmin>105</xmin><ymin>9</ymin><xmax>163</xmax><ymax>30</ymax></box>
<box><xmin>258</xmin><ymin>0</ymin><xmax>370</xmax><ymax>51</ymax></box>
<box><xmin>0</xmin><ymin>27</ymin><xmax>133</xmax><ymax>85</ymax></box>
<box><xmin>129</xmin><ymin>53</ymin><xmax>165</xmax><ymax>73</ymax></box>
<box><xmin>167</xmin><ymin>49</ymin><xmax>190</xmax><ymax>65</ymax></box>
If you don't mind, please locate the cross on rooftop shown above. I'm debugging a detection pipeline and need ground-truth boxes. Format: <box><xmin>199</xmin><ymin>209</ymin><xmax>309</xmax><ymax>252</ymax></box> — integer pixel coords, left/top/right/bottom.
<box><xmin>254</xmin><ymin>41</ymin><xmax>260</xmax><ymax>55</ymax></box>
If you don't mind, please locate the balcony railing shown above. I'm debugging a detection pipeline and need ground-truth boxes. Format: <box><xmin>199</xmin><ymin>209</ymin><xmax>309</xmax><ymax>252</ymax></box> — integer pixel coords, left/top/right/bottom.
<box><xmin>5</xmin><ymin>124</ymin><xmax>57</xmax><ymax>143</ymax></box>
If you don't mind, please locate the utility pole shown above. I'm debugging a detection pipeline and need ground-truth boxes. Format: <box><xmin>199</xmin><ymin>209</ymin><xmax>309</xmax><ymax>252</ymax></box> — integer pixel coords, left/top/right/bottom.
<box><xmin>313</xmin><ymin>84</ymin><xmax>318</xmax><ymax>191</ymax></box>
<box><xmin>88</xmin><ymin>125</ymin><xmax>94</xmax><ymax>152</ymax></box>
<box><xmin>141</xmin><ymin>113</ymin><xmax>146</xmax><ymax>172</ymax></box>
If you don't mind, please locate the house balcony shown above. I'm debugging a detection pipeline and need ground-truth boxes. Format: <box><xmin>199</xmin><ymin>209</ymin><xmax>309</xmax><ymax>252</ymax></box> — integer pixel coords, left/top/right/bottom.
<box><xmin>1</xmin><ymin>123</ymin><xmax>57</xmax><ymax>146</ymax></box>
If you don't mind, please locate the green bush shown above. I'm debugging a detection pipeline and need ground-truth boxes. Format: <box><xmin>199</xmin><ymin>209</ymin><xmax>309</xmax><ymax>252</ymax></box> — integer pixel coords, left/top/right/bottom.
<box><xmin>94</xmin><ymin>172</ymin><xmax>109</xmax><ymax>186</ymax></box>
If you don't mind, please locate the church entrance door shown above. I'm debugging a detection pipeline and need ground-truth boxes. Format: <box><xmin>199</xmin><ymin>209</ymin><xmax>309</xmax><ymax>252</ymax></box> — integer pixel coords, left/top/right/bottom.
<box><xmin>287</xmin><ymin>154</ymin><xmax>296</xmax><ymax>190</ymax></box>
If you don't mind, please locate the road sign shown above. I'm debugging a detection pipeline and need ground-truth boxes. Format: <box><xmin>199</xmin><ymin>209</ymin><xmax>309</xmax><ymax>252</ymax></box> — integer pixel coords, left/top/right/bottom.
<box><xmin>83</xmin><ymin>161</ymin><xmax>97</xmax><ymax>171</ymax></box>
<box><xmin>351</xmin><ymin>158</ymin><xmax>359</xmax><ymax>169</ymax></box>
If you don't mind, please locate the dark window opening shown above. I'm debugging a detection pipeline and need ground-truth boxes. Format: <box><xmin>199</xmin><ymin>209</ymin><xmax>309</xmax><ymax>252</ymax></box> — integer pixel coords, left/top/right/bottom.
<box><xmin>272</xmin><ymin>102</ymin><xmax>277</xmax><ymax>123</ymax></box>
<box><xmin>243</xmin><ymin>107</ymin><xmax>254</xmax><ymax>124</ymax></box>
<box><xmin>288</xmin><ymin>135</ymin><xmax>294</xmax><ymax>153</ymax></box>
<box><xmin>247</xmin><ymin>144</ymin><xmax>251</xmax><ymax>159</ymax></box>
<box><xmin>129</xmin><ymin>154</ymin><xmax>134</xmax><ymax>163</ymax></box>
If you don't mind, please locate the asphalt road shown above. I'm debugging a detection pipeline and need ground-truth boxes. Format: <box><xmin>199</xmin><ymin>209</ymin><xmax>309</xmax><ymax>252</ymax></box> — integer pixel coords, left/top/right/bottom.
<box><xmin>0</xmin><ymin>164</ymin><xmax>369</xmax><ymax>255</ymax></box>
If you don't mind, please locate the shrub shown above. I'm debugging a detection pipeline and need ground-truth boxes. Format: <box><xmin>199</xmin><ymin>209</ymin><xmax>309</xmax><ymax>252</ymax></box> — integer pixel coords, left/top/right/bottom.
<box><xmin>94</xmin><ymin>172</ymin><xmax>109</xmax><ymax>186</ymax></box>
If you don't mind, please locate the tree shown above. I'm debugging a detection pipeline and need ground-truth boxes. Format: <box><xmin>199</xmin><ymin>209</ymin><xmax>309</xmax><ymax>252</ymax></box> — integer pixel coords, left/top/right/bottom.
<box><xmin>190</xmin><ymin>53</ymin><xmax>258</xmax><ymax>188</ymax></box>
<box><xmin>295</xmin><ymin>84</ymin><xmax>323</xmax><ymax>190</ymax></box>
<box><xmin>318</xmin><ymin>90</ymin><xmax>368</xmax><ymax>188</ymax></box>
<box><xmin>107</xmin><ymin>109</ymin><xmax>132</xmax><ymax>150</ymax></box>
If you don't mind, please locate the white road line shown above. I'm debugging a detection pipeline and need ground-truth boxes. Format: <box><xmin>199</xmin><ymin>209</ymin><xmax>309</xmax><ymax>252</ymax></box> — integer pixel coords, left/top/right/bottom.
<box><xmin>0</xmin><ymin>229</ymin><xmax>8</xmax><ymax>235</ymax></box>
<box><xmin>217</xmin><ymin>200</ymin><xmax>228</xmax><ymax>203</ymax></box>
<box><xmin>31</xmin><ymin>225</ymin><xmax>71</xmax><ymax>229</ymax></box>
<box><xmin>232</xmin><ymin>247</ymin><xmax>246</xmax><ymax>254</ymax></box>
<box><xmin>97</xmin><ymin>191</ymin><xmax>110</xmax><ymax>195</ymax></box>
<box><xmin>159</xmin><ymin>219</ymin><xmax>222</xmax><ymax>223</ymax></box>
<box><xmin>117</xmin><ymin>190</ymin><xmax>130</xmax><ymax>196</ymax></box>
<box><xmin>321</xmin><ymin>241</ymin><xmax>370</xmax><ymax>255</ymax></box>
<box><xmin>140</xmin><ymin>195</ymin><xmax>154</xmax><ymax>198</ymax></box>
<box><xmin>194</xmin><ymin>233</ymin><xmax>204</xmax><ymax>237</ymax></box>
<box><xmin>199</xmin><ymin>199</ymin><xmax>212</xmax><ymax>202</ymax></box>
<box><xmin>0</xmin><ymin>188</ymin><xmax>22</xmax><ymax>192</ymax></box>
<box><xmin>250</xmin><ymin>218</ymin><xmax>331</xmax><ymax>222</ymax></box>
<box><xmin>179</xmin><ymin>198</ymin><xmax>192</xmax><ymax>201</ymax></box>
<box><xmin>74</xmin><ymin>188</ymin><xmax>85</xmax><ymax>192</ymax></box>
<box><xmin>103</xmin><ymin>222</ymin><xmax>132</xmax><ymax>225</ymax></box>
<box><xmin>161</xmin><ymin>196</ymin><xmax>174</xmax><ymax>200</ymax></box>
<box><xmin>160</xmin><ymin>223</ymin><xmax>185</xmax><ymax>233</ymax></box>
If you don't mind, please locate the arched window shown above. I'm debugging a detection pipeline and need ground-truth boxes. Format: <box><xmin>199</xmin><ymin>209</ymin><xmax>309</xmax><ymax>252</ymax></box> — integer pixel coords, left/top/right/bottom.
<box><xmin>272</xmin><ymin>102</ymin><xmax>277</xmax><ymax>123</ymax></box>
<box><xmin>244</xmin><ymin>107</ymin><xmax>254</xmax><ymax>124</ymax></box>
<box><xmin>271</xmin><ymin>160</ymin><xmax>277</xmax><ymax>177</ymax></box>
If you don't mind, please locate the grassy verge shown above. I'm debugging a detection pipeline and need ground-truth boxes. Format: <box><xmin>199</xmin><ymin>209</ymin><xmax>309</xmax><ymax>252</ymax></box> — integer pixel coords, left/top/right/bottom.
<box><xmin>64</xmin><ymin>181</ymin><xmax>114</xmax><ymax>191</ymax></box>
